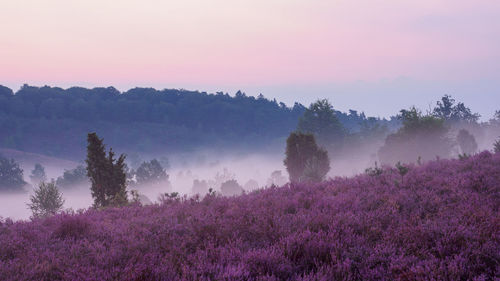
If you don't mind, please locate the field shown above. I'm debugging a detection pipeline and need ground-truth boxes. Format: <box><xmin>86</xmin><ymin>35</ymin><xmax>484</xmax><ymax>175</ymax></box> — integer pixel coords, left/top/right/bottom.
<box><xmin>0</xmin><ymin>151</ymin><xmax>499</xmax><ymax>280</ymax></box>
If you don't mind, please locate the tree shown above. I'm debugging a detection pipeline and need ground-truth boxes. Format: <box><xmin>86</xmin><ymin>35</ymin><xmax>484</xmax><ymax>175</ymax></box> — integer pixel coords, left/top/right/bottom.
<box><xmin>243</xmin><ymin>179</ymin><xmax>259</xmax><ymax>191</ymax></box>
<box><xmin>395</xmin><ymin>162</ymin><xmax>409</xmax><ymax>185</ymax></box>
<box><xmin>86</xmin><ymin>133</ymin><xmax>128</xmax><ymax>208</ymax></box>
<box><xmin>284</xmin><ymin>132</ymin><xmax>330</xmax><ymax>183</ymax></box>
<box><xmin>297</xmin><ymin>99</ymin><xmax>346</xmax><ymax>148</ymax></box>
<box><xmin>302</xmin><ymin>151</ymin><xmax>330</xmax><ymax>182</ymax></box>
<box><xmin>220</xmin><ymin>179</ymin><xmax>243</xmax><ymax>196</ymax></box>
<box><xmin>379</xmin><ymin>107</ymin><xmax>453</xmax><ymax>165</ymax></box>
<box><xmin>56</xmin><ymin>165</ymin><xmax>88</xmax><ymax>189</ymax></box>
<box><xmin>135</xmin><ymin>159</ymin><xmax>169</xmax><ymax>186</ymax></box>
<box><xmin>490</xmin><ymin>110</ymin><xmax>500</xmax><ymax>126</ymax></box>
<box><xmin>192</xmin><ymin>179</ymin><xmax>209</xmax><ymax>195</ymax></box>
<box><xmin>433</xmin><ymin>95</ymin><xmax>480</xmax><ymax>123</ymax></box>
<box><xmin>457</xmin><ymin>129</ymin><xmax>478</xmax><ymax>155</ymax></box>
<box><xmin>266</xmin><ymin>170</ymin><xmax>287</xmax><ymax>187</ymax></box>
<box><xmin>494</xmin><ymin>138</ymin><xmax>500</xmax><ymax>153</ymax></box>
<box><xmin>30</xmin><ymin>163</ymin><xmax>47</xmax><ymax>185</ymax></box>
<box><xmin>27</xmin><ymin>180</ymin><xmax>64</xmax><ymax>218</ymax></box>
<box><xmin>0</xmin><ymin>155</ymin><xmax>26</xmax><ymax>191</ymax></box>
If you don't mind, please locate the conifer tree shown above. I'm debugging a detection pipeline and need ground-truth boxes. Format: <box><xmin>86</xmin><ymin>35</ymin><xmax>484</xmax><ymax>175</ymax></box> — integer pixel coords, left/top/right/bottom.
<box><xmin>86</xmin><ymin>133</ymin><xmax>128</xmax><ymax>208</ymax></box>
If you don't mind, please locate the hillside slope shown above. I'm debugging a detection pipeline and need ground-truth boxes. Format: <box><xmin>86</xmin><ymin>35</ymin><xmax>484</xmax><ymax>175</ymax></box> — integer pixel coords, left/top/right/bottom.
<box><xmin>0</xmin><ymin>152</ymin><xmax>499</xmax><ymax>280</ymax></box>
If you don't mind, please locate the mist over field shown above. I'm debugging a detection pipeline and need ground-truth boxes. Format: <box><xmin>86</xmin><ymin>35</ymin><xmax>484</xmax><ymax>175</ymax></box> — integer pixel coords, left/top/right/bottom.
<box><xmin>1</xmin><ymin>0</ymin><xmax>500</xmax><ymax>279</ymax></box>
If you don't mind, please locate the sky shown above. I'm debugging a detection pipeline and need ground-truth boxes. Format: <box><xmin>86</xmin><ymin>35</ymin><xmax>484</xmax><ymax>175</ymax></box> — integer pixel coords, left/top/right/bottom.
<box><xmin>1</xmin><ymin>0</ymin><xmax>499</xmax><ymax>119</ymax></box>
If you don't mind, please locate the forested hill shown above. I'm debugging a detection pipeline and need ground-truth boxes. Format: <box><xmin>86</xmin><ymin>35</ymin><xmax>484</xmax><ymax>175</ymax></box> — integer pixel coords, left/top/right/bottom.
<box><xmin>0</xmin><ymin>84</ymin><xmax>394</xmax><ymax>159</ymax></box>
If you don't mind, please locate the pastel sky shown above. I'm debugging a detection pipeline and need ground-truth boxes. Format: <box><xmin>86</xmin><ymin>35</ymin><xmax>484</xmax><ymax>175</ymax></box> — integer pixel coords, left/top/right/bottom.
<box><xmin>1</xmin><ymin>0</ymin><xmax>499</xmax><ymax>118</ymax></box>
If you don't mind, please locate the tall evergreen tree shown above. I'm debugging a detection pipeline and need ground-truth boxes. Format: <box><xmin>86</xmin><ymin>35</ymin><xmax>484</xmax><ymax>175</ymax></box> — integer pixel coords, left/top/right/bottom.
<box><xmin>86</xmin><ymin>133</ymin><xmax>128</xmax><ymax>208</ymax></box>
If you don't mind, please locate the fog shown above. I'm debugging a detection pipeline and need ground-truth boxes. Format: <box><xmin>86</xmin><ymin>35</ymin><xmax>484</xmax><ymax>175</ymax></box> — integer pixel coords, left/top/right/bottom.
<box><xmin>2</xmin><ymin>122</ymin><xmax>499</xmax><ymax>222</ymax></box>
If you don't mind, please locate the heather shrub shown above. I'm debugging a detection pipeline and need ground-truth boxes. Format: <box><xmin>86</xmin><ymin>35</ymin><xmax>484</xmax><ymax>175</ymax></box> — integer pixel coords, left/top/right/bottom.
<box><xmin>0</xmin><ymin>152</ymin><xmax>498</xmax><ymax>280</ymax></box>
<box><xmin>52</xmin><ymin>215</ymin><xmax>91</xmax><ymax>240</ymax></box>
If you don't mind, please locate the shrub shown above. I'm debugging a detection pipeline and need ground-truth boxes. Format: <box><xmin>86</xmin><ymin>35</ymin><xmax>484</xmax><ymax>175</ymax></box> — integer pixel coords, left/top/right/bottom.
<box><xmin>0</xmin><ymin>153</ymin><xmax>499</xmax><ymax>280</ymax></box>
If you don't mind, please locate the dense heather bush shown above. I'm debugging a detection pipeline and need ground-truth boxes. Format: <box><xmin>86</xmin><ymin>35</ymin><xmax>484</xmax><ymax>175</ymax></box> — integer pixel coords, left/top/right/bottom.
<box><xmin>0</xmin><ymin>152</ymin><xmax>499</xmax><ymax>280</ymax></box>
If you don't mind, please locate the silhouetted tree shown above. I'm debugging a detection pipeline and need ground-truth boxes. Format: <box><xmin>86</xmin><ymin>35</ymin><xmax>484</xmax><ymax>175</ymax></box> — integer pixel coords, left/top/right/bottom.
<box><xmin>86</xmin><ymin>133</ymin><xmax>128</xmax><ymax>208</ymax></box>
<box><xmin>284</xmin><ymin>132</ymin><xmax>330</xmax><ymax>183</ymax></box>
<box><xmin>297</xmin><ymin>99</ymin><xmax>346</xmax><ymax>148</ymax></box>
<box><xmin>0</xmin><ymin>84</ymin><xmax>397</xmax><ymax>160</ymax></box>
<box><xmin>27</xmin><ymin>180</ymin><xmax>64</xmax><ymax>218</ymax></box>
<box><xmin>266</xmin><ymin>170</ymin><xmax>287</xmax><ymax>187</ymax></box>
<box><xmin>433</xmin><ymin>95</ymin><xmax>480</xmax><ymax>123</ymax></box>
<box><xmin>220</xmin><ymin>179</ymin><xmax>243</xmax><ymax>196</ymax></box>
<box><xmin>56</xmin><ymin>165</ymin><xmax>88</xmax><ymax>189</ymax></box>
<box><xmin>490</xmin><ymin>110</ymin><xmax>500</xmax><ymax>126</ymax></box>
<box><xmin>191</xmin><ymin>179</ymin><xmax>209</xmax><ymax>195</ymax></box>
<box><xmin>0</xmin><ymin>155</ymin><xmax>26</xmax><ymax>192</ymax></box>
<box><xmin>135</xmin><ymin>159</ymin><xmax>169</xmax><ymax>186</ymax></box>
<box><xmin>0</xmin><ymin>85</ymin><xmax>13</xmax><ymax>97</ymax></box>
<box><xmin>243</xmin><ymin>179</ymin><xmax>259</xmax><ymax>191</ymax></box>
<box><xmin>302</xmin><ymin>151</ymin><xmax>330</xmax><ymax>182</ymax></box>
<box><xmin>457</xmin><ymin>129</ymin><xmax>478</xmax><ymax>155</ymax></box>
<box><xmin>494</xmin><ymin>138</ymin><xmax>500</xmax><ymax>153</ymax></box>
<box><xmin>379</xmin><ymin>107</ymin><xmax>452</xmax><ymax>164</ymax></box>
<box><xmin>30</xmin><ymin>163</ymin><xmax>47</xmax><ymax>185</ymax></box>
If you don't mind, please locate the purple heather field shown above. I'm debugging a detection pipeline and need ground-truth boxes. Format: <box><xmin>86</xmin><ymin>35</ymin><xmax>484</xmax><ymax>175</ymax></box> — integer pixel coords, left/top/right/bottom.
<box><xmin>1</xmin><ymin>151</ymin><xmax>499</xmax><ymax>280</ymax></box>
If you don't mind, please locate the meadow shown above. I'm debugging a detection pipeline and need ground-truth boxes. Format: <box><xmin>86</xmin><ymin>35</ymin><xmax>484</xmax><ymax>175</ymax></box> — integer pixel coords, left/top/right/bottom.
<box><xmin>0</xmin><ymin>151</ymin><xmax>498</xmax><ymax>280</ymax></box>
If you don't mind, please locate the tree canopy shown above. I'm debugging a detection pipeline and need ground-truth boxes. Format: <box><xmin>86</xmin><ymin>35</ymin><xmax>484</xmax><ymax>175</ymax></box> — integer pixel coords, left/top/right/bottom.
<box><xmin>86</xmin><ymin>133</ymin><xmax>128</xmax><ymax>208</ymax></box>
<box><xmin>432</xmin><ymin>95</ymin><xmax>480</xmax><ymax>124</ymax></box>
<box><xmin>0</xmin><ymin>85</ymin><xmax>394</xmax><ymax>159</ymax></box>
<box><xmin>284</xmin><ymin>132</ymin><xmax>330</xmax><ymax>183</ymax></box>
<box><xmin>27</xmin><ymin>180</ymin><xmax>64</xmax><ymax>218</ymax></box>
<box><xmin>0</xmin><ymin>155</ymin><xmax>26</xmax><ymax>192</ymax></box>
<box><xmin>297</xmin><ymin>99</ymin><xmax>346</xmax><ymax>147</ymax></box>
<box><xmin>378</xmin><ymin>107</ymin><xmax>452</xmax><ymax>164</ymax></box>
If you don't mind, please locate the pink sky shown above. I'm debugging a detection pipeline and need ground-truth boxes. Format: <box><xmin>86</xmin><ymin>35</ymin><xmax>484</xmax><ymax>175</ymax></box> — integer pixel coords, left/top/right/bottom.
<box><xmin>1</xmin><ymin>0</ymin><xmax>499</xmax><ymax>117</ymax></box>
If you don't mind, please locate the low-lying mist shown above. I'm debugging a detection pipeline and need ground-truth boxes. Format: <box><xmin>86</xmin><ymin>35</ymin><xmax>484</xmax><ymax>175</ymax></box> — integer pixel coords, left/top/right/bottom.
<box><xmin>0</xmin><ymin>143</ymin><xmax>389</xmax><ymax>221</ymax></box>
<box><xmin>2</xmin><ymin>117</ymin><xmax>499</xmax><ymax>221</ymax></box>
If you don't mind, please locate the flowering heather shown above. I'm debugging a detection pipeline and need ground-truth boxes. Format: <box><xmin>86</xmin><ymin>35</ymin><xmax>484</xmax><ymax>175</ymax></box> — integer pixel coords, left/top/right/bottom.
<box><xmin>1</xmin><ymin>152</ymin><xmax>499</xmax><ymax>280</ymax></box>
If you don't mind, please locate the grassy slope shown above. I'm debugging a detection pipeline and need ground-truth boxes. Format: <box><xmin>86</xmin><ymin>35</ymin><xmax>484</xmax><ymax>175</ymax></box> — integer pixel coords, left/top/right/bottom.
<box><xmin>0</xmin><ymin>152</ymin><xmax>499</xmax><ymax>280</ymax></box>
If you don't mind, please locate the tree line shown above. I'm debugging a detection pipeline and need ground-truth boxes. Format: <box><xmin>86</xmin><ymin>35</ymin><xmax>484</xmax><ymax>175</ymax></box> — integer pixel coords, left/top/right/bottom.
<box><xmin>0</xmin><ymin>84</ymin><xmax>394</xmax><ymax>159</ymax></box>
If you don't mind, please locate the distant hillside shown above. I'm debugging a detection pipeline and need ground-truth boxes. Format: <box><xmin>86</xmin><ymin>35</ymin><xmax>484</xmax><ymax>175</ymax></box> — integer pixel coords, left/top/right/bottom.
<box><xmin>0</xmin><ymin>151</ymin><xmax>498</xmax><ymax>280</ymax></box>
<box><xmin>0</xmin><ymin>85</ymin><xmax>395</xmax><ymax>160</ymax></box>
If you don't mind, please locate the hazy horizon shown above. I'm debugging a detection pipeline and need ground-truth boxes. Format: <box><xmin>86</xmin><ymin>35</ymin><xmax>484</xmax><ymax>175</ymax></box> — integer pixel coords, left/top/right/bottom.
<box><xmin>2</xmin><ymin>0</ymin><xmax>499</xmax><ymax>119</ymax></box>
